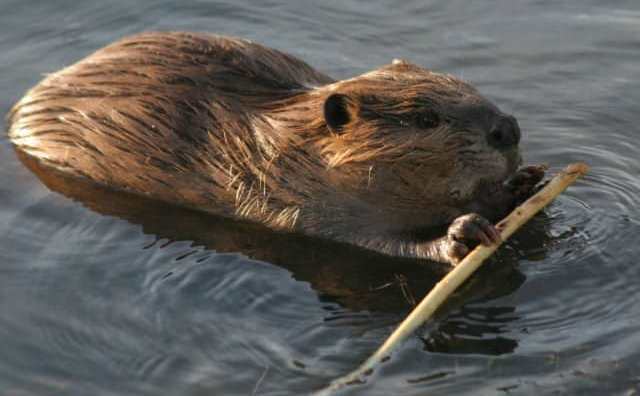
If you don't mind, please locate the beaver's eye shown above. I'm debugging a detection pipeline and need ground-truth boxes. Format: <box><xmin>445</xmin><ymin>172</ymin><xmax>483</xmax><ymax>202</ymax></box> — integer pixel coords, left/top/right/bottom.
<box><xmin>415</xmin><ymin>110</ymin><xmax>440</xmax><ymax>129</ymax></box>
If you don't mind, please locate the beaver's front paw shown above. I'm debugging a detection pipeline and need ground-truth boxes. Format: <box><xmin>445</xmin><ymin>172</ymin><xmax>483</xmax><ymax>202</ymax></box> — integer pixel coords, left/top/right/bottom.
<box><xmin>442</xmin><ymin>213</ymin><xmax>501</xmax><ymax>265</ymax></box>
<box><xmin>505</xmin><ymin>164</ymin><xmax>547</xmax><ymax>202</ymax></box>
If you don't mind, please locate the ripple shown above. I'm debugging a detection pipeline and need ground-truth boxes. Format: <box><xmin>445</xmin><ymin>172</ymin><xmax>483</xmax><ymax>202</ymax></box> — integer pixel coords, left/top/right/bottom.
<box><xmin>501</xmin><ymin>162</ymin><xmax>640</xmax><ymax>352</ymax></box>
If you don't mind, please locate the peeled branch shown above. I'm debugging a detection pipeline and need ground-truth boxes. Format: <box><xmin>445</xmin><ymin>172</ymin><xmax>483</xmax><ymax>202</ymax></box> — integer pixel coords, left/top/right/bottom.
<box><xmin>318</xmin><ymin>162</ymin><xmax>590</xmax><ymax>394</ymax></box>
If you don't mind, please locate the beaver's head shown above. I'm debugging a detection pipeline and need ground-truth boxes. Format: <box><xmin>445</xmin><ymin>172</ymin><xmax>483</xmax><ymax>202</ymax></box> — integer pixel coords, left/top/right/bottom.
<box><xmin>302</xmin><ymin>60</ymin><xmax>522</xmax><ymax>225</ymax></box>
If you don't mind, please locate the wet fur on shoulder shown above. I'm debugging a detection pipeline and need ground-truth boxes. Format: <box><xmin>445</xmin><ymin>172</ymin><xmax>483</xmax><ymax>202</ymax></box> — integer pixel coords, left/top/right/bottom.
<box><xmin>7</xmin><ymin>32</ymin><xmax>524</xmax><ymax>263</ymax></box>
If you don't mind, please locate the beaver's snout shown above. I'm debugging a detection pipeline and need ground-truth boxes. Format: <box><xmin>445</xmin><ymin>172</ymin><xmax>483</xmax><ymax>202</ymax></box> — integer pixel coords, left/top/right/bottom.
<box><xmin>487</xmin><ymin>115</ymin><xmax>521</xmax><ymax>150</ymax></box>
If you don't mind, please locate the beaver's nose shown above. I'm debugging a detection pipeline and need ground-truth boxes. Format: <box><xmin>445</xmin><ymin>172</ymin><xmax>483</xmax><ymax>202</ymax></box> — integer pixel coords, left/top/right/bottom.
<box><xmin>487</xmin><ymin>116</ymin><xmax>521</xmax><ymax>150</ymax></box>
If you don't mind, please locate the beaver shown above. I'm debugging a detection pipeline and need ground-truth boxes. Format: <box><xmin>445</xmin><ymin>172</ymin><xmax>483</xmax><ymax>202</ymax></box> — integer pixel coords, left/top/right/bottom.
<box><xmin>7</xmin><ymin>32</ymin><xmax>544</xmax><ymax>265</ymax></box>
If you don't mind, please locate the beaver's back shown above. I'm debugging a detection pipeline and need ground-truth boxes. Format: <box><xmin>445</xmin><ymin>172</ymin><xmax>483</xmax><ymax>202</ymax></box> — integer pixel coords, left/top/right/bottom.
<box><xmin>7</xmin><ymin>32</ymin><xmax>333</xmax><ymax>209</ymax></box>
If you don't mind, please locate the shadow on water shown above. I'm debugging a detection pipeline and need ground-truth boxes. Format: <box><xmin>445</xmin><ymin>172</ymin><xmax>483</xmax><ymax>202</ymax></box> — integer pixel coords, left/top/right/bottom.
<box><xmin>18</xmin><ymin>150</ymin><xmax>552</xmax><ymax>356</ymax></box>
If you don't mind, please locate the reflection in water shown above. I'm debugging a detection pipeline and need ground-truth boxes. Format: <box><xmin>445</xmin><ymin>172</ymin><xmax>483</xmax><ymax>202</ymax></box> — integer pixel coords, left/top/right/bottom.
<box><xmin>18</xmin><ymin>150</ymin><xmax>552</xmax><ymax>356</ymax></box>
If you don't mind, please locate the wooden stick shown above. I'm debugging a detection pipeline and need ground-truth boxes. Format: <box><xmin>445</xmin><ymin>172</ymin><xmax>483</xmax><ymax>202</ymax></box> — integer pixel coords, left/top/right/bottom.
<box><xmin>318</xmin><ymin>162</ymin><xmax>589</xmax><ymax>394</ymax></box>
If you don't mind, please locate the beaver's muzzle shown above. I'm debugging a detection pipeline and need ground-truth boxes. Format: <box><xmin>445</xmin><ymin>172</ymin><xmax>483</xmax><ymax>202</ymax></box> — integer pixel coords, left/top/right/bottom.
<box><xmin>486</xmin><ymin>115</ymin><xmax>521</xmax><ymax>150</ymax></box>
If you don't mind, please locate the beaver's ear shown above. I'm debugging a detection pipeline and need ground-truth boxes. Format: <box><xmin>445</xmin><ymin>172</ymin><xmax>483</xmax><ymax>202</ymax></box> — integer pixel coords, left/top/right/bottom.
<box><xmin>324</xmin><ymin>93</ymin><xmax>355</xmax><ymax>133</ymax></box>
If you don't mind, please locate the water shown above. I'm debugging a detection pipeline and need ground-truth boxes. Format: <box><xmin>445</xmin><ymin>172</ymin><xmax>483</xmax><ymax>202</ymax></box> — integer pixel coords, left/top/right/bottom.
<box><xmin>1</xmin><ymin>1</ymin><xmax>639</xmax><ymax>395</ymax></box>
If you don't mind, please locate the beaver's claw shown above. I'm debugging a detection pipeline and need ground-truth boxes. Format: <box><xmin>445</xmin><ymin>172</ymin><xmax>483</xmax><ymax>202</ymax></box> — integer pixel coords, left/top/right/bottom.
<box><xmin>505</xmin><ymin>164</ymin><xmax>547</xmax><ymax>201</ymax></box>
<box><xmin>442</xmin><ymin>213</ymin><xmax>501</xmax><ymax>265</ymax></box>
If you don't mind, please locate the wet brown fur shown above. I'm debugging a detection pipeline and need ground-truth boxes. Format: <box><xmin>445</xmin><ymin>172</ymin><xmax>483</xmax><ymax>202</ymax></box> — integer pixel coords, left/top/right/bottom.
<box><xmin>7</xmin><ymin>32</ymin><xmax>522</xmax><ymax>262</ymax></box>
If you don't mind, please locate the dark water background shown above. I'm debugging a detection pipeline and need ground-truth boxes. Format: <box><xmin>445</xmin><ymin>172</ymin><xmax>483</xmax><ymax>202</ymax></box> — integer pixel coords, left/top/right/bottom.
<box><xmin>1</xmin><ymin>1</ymin><xmax>640</xmax><ymax>395</ymax></box>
